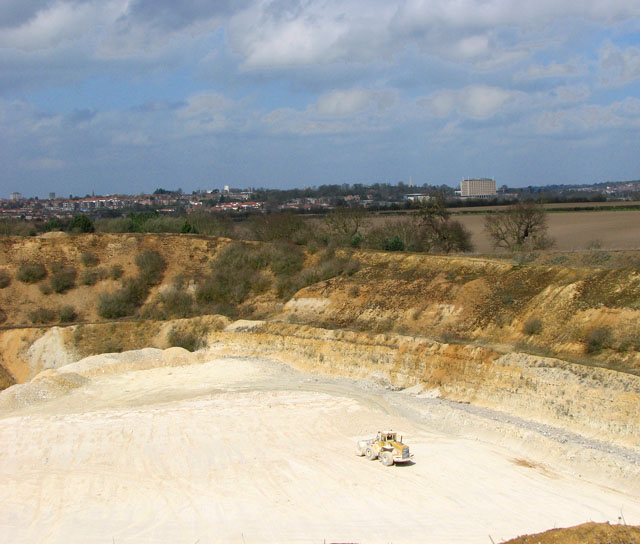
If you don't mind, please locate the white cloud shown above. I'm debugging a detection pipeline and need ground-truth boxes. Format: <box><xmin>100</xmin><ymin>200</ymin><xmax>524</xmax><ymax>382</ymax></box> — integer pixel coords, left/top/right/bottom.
<box><xmin>534</xmin><ymin>97</ymin><xmax>640</xmax><ymax>133</ymax></box>
<box><xmin>315</xmin><ymin>89</ymin><xmax>395</xmax><ymax>117</ymax></box>
<box><xmin>599</xmin><ymin>43</ymin><xmax>640</xmax><ymax>87</ymax></box>
<box><xmin>516</xmin><ymin>61</ymin><xmax>581</xmax><ymax>80</ymax></box>
<box><xmin>0</xmin><ymin>1</ymin><xmax>127</xmax><ymax>51</ymax></box>
<box><xmin>176</xmin><ymin>92</ymin><xmax>243</xmax><ymax>135</ymax></box>
<box><xmin>260</xmin><ymin>88</ymin><xmax>398</xmax><ymax>134</ymax></box>
<box><xmin>111</xmin><ymin>131</ymin><xmax>150</xmax><ymax>146</ymax></box>
<box><xmin>423</xmin><ymin>85</ymin><xmax>521</xmax><ymax>120</ymax></box>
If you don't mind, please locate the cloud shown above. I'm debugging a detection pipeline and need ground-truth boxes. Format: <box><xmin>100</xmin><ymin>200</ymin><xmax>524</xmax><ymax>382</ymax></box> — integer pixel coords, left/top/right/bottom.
<box><xmin>22</xmin><ymin>156</ymin><xmax>65</xmax><ymax>170</ymax></box>
<box><xmin>0</xmin><ymin>0</ymin><xmax>54</xmax><ymax>29</ymax></box>
<box><xmin>422</xmin><ymin>85</ymin><xmax>521</xmax><ymax>120</ymax></box>
<box><xmin>599</xmin><ymin>43</ymin><xmax>640</xmax><ymax>87</ymax></box>
<box><xmin>315</xmin><ymin>89</ymin><xmax>395</xmax><ymax>117</ymax></box>
<box><xmin>534</xmin><ymin>97</ymin><xmax>640</xmax><ymax>134</ymax></box>
<box><xmin>0</xmin><ymin>1</ymin><xmax>126</xmax><ymax>51</ymax></box>
<box><xmin>516</xmin><ymin>61</ymin><xmax>581</xmax><ymax>80</ymax></box>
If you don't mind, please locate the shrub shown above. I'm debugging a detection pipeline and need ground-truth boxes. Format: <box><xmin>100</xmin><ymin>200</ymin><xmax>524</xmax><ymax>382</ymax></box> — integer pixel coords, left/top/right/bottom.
<box><xmin>159</xmin><ymin>289</ymin><xmax>195</xmax><ymax>318</ymax></box>
<box><xmin>523</xmin><ymin>317</ymin><xmax>543</xmax><ymax>335</ymax></box>
<box><xmin>50</xmin><ymin>266</ymin><xmax>76</xmax><ymax>293</ymax></box>
<box><xmin>68</xmin><ymin>214</ymin><xmax>95</xmax><ymax>233</ymax></box>
<box><xmin>95</xmin><ymin>217</ymin><xmax>136</xmax><ymax>233</ymax></box>
<box><xmin>81</xmin><ymin>269</ymin><xmax>99</xmax><ymax>286</ymax></box>
<box><xmin>0</xmin><ymin>270</ymin><xmax>11</xmax><ymax>288</ymax></box>
<box><xmin>365</xmin><ymin>218</ymin><xmax>418</xmax><ymax>252</ymax></box>
<box><xmin>180</xmin><ymin>221</ymin><xmax>197</xmax><ymax>234</ymax></box>
<box><xmin>135</xmin><ymin>250</ymin><xmax>166</xmax><ymax>286</ymax></box>
<box><xmin>249</xmin><ymin>212</ymin><xmax>307</xmax><ymax>242</ymax></box>
<box><xmin>17</xmin><ymin>262</ymin><xmax>47</xmax><ymax>283</ymax></box>
<box><xmin>196</xmin><ymin>272</ymin><xmax>252</xmax><ymax>305</ymax></box>
<box><xmin>0</xmin><ymin>219</ymin><xmax>37</xmax><ymax>237</ymax></box>
<box><xmin>384</xmin><ymin>235</ymin><xmax>405</xmax><ymax>251</ymax></box>
<box><xmin>188</xmin><ymin>212</ymin><xmax>233</xmax><ymax>237</ymax></box>
<box><xmin>39</xmin><ymin>283</ymin><xmax>53</xmax><ymax>295</ymax></box>
<box><xmin>585</xmin><ymin>327</ymin><xmax>612</xmax><ymax>354</ymax></box>
<box><xmin>81</xmin><ymin>252</ymin><xmax>99</xmax><ymax>267</ymax></box>
<box><xmin>141</xmin><ymin>216</ymin><xmax>184</xmax><ymax>233</ymax></box>
<box><xmin>58</xmin><ymin>305</ymin><xmax>77</xmax><ymax>323</ymax></box>
<box><xmin>276</xmin><ymin>251</ymin><xmax>360</xmax><ymax>299</ymax></box>
<box><xmin>167</xmin><ymin>326</ymin><xmax>209</xmax><ymax>352</ymax></box>
<box><xmin>267</xmin><ymin>242</ymin><xmax>305</xmax><ymax>276</ymax></box>
<box><xmin>97</xmin><ymin>278</ymin><xmax>148</xmax><ymax>318</ymax></box>
<box><xmin>109</xmin><ymin>264</ymin><xmax>124</xmax><ymax>280</ymax></box>
<box><xmin>215</xmin><ymin>242</ymin><xmax>269</xmax><ymax>271</ymax></box>
<box><xmin>29</xmin><ymin>307</ymin><xmax>56</xmax><ymax>324</ymax></box>
<box><xmin>42</xmin><ymin>218</ymin><xmax>64</xmax><ymax>232</ymax></box>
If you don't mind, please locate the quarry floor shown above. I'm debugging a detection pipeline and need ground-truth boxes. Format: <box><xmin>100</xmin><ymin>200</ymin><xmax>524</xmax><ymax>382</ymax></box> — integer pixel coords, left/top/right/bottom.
<box><xmin>1</xmin><ymin>354</ymin><xmax>639</xmax><ymax>544</ymax></box>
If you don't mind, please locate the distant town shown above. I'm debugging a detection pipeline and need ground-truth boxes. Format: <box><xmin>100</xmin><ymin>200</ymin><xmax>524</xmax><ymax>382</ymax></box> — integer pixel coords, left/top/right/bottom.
<box><xmin>2</xmin><ymin>178</ymin><xmax>640</xmax><ymax>221</ymax></box>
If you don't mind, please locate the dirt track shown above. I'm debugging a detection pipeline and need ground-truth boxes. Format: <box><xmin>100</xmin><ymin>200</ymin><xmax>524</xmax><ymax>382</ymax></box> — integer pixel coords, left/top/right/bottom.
<box><xmin>1</xmin><ymin>354</ymin><xmax>639</xmax><ymax>543</ymax></box>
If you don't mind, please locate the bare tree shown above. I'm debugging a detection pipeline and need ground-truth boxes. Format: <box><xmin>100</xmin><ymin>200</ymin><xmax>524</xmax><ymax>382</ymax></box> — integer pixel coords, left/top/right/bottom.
<box><xmin>417</xmin><ymin>195</ymin><xmax>474</xmax><ymax>253</ymax></box>
<box><xmin>484</xmin><ymin>201</ymin><xmax>555</xmax><ymax>251</ymax></box>
<box><xmin>323</xmin><ymin>207</ymin><xmax>368</xmax><ymax>245</ymax></box>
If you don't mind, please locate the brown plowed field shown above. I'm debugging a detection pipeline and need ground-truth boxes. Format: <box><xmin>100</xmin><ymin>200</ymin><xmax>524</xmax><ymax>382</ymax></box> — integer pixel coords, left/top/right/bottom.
<box><xmin>455</xmin><ymin>210</ymin><xmax>640</xmax><ymax>253</ymax></box>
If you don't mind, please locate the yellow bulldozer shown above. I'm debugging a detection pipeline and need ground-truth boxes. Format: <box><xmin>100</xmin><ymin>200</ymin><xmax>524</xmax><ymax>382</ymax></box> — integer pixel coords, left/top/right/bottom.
<box><xmin>355</xmin><ymin>431</ymin><xmax>413</xmax><ymax>466</ymax></box>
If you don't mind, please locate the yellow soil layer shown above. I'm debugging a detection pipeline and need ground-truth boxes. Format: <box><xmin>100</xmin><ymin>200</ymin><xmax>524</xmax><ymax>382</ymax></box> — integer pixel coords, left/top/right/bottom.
<box><xmin>286</xmin><ymin>249</ymin><xmax>640</xmax><ymax>372</ymax></box>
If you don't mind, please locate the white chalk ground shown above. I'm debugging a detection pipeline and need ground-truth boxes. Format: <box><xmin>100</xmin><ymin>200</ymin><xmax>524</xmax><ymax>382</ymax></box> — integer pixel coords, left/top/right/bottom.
<box><xmin>1</xmin><ymin>354</ymin><xmax>639</xmax><ymax>544</ymax></box>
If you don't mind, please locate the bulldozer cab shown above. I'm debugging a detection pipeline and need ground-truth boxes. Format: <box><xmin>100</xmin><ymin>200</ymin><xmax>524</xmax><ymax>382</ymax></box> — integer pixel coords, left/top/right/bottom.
<box><xmin>380</xmin><ymin>431</ymin><xmax>397</xmax><ymax>442</ymax></box>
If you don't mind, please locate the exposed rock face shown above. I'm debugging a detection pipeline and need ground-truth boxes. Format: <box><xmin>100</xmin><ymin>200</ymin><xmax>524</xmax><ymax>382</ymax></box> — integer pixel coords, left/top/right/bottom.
<box><xmin>26</xmin><ymin>327</ymin><xmax>76</xmax><ymax>375</ymax></box>
<box><xmin>282</xmin><ymin>251</ymin><xmax>640</xmax><ymax>372</ymax></box>
<box><xmin>205</xmin><ymin>322</ymin><xmax>640</xmax><ymax>449</ymax></box>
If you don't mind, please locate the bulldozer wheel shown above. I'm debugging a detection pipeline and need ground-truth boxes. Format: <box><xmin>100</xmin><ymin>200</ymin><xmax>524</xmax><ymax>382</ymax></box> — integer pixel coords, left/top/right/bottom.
<box><xmin>380</xmin><ymin>451</ymin><xmax>394</xmax><ymax>466</ymax></box>
<box><xmin>365</xmin><ymin>447</ymin><xmax>377</xmax><ymax>460</ymax></box>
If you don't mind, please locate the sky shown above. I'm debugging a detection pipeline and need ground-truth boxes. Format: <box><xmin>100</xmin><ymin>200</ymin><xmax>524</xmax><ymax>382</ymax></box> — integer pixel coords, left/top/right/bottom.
<box><xmin>1</xmin><ymin>1</ymin><xmax>640</xmax><ymax>198</ymax></box>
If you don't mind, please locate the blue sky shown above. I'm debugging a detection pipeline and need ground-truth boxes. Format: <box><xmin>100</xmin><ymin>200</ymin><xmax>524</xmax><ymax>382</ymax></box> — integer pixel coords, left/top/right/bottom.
<box><xmin>1</xmin><ymin>0</ymin><xmax>640</xmax><ymax>198</ymax></box>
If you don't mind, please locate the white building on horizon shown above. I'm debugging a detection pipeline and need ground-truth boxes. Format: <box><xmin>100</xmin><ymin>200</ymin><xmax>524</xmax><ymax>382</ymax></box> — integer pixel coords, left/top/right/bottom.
<box><xmin>460</xmin><ymin>178</ymin><xmax>497</xmax><ymax>198</ymax></box>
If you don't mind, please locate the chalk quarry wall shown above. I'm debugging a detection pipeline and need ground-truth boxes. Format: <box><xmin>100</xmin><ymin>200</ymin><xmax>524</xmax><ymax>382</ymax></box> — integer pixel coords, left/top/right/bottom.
<box><xmin>1</xmin><ymin>317</ymin><xmax>639</xmax><ymax>450</ymax></box>
<box><xmin>207</xmin><ymin>322</ymin><xmax>640</xmax><ymax>449</ymax></box>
